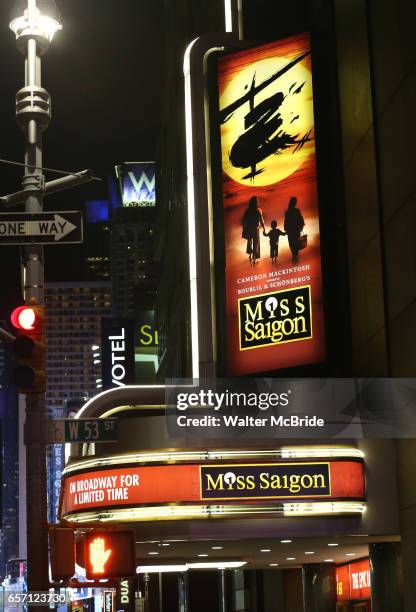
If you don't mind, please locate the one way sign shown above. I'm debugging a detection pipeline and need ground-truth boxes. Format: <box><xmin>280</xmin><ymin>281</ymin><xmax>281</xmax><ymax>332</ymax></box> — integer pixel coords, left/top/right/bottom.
<box><xmin>0</xmin><ymin>211</ymin><xmax>83</xmax><ymax>245</ymax></box>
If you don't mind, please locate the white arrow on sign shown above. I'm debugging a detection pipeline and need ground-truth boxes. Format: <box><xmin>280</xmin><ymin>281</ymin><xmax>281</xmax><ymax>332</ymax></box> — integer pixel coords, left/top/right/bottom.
<box><xmin>26</xmin><ymin>214</ymin><xmax>77</xmax><ymax>241</ymax></box>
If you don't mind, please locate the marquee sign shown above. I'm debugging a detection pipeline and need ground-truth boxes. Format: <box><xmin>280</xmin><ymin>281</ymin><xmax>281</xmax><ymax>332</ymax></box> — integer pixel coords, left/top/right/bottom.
<box><xmin>218</xmin><ymin>33</ymin><xmax>325</xmax><ymax>375</ymax></box>
<box><xmin>61</xmin><ymin>459</ymin><xmax>364</xmax><ymax>517</ymax></box>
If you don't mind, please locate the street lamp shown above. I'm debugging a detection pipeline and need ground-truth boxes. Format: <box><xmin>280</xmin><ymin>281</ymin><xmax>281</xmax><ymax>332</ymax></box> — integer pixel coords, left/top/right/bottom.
<box><xmin>10</xmin><ymin>0</ymin><xmax>61</xmax><ymax>50</ymax></box>
<box><xmin>9</xmin><ymin>0</ymin><xmax>61</xmax><ymax>600</ymax></box>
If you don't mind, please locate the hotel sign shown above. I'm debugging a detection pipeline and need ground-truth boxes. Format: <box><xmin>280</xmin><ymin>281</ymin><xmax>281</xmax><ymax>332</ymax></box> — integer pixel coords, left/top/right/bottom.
<box><xmin>115</xmin><ymin>162</ymin><xmax>156</xmax><ymax>208</ymax></box>
<box><xmin>101</xmin><ymin>319</ymin><xmax>135</xmax><ymax>389</ymax></box>
<box><xmin>200</xmin><ymin>462</ymin><xmax>330</xmax><ymax>500</ymax></box>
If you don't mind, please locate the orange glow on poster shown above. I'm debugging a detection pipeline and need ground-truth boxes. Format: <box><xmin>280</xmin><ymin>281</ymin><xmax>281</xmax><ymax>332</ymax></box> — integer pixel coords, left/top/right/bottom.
<box><xmin>218</xmin><ymin>33</ymin><xmax>325</xmax><ymax>375</ymax></box>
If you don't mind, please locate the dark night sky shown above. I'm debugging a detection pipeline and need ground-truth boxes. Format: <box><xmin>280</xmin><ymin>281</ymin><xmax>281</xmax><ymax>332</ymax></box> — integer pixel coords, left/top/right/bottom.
<box><xmin>0</xmin><ymin>0</ymin><xmax>164</xmax><ymax>287</ymax></box>
<box><xmin>0</xmin><ymin>0</ymin><xmax>310</xmax><ymax>291</ymax></box>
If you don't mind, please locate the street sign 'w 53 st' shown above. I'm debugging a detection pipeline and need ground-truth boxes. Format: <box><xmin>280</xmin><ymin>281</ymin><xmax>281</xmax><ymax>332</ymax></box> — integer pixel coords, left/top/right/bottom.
<box><xmin>46</xmin><ymin>418</ymin><xmax>118</xmax><ymax>444</ymax></box>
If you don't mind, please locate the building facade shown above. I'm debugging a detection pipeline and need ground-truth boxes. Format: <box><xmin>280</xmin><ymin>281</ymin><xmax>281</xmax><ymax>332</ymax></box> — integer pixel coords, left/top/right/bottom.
<box><xmin>44</xmin><ymin>282</ymin><xmax>112</xmax><ymax>523</ymax></box>
<box><xmin>44</xmin><ymin>282</ymin><xmax>112</xmax><ymax>410</ymax></box>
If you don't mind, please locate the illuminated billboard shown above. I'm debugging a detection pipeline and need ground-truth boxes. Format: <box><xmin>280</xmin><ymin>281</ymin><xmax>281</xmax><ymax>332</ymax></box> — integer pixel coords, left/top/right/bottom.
<box><xmin>115</xmin><ymin>162</ymin><xmax>156</xmax><ymax>207</ymax></box>
<box><xmin>218</xmin><ymin>33</ymin><xmax>325</xmax><ymax>375</ymax></box>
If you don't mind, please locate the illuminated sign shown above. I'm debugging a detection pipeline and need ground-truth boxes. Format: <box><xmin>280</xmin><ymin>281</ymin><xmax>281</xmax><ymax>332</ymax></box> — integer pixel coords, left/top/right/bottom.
<box><xmin>134</xmin><ymin>313</ymin><xmax>159</xmax><ymax>380</ymax></box>
<box><xmin>200</xmin><ymin>463</ymin><xmax>330</xmax><ymax>500</ymax></box>
<box><xmin>104</xmin><ymin>591</ymin><xmax>114</xmax><ymax>612</ymax></box>
<box><xmin>238</xmin><ymin>286</ymin><xmax>312</xmax><ymax>350</ymax></box>
<box><xmin>61</xmin><ymin>460</ymin><xmax>364</xmax><ymax>516</ymax></box>
<box><xmin>336</xmin><ymin>559</ymin><xmax>371</xmax><ymax>602</ymax></box>
<box><xmin>138</xmin><ymin>324</ymin><xmax>159</xmax><ymax>347</ymax></box>
<box><xmin>115</xmin><ymin>162</ymin><xmax>156</xmax><ymax>207</ymax></box>
<box><xmin>135</xmin><ymin>312</ymin><xmax>159</xmax><ymax>348</ymax></box>
<box><xmin>218</xmin><ymin>33</ymin><xmax>325</xmax><ymax>375</ymax></box>
<box><xmin>116</xmin><ymin>579</ymin><xmax>134</xmax><ymax>612</ymax></box>
<box><xmin>101</xmin><ymin>319</ymin><xmax>135</xmax><ymax>389</ymax></box>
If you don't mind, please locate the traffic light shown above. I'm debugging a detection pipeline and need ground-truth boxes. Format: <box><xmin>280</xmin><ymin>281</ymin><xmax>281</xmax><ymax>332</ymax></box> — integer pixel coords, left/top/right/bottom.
<box><xmin>84</xmin><ymin>530</ymin><xmax>136</xmax><ymax>579</ymax></box>
<box><xmin>10</xmin><ymin>302</ymin><xmax>46</xmax><ymax>393</ymax></box>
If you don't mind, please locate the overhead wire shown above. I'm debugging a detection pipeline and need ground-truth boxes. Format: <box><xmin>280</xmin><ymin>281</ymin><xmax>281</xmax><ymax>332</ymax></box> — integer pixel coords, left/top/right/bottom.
<box><xmin>0</xmin><ymin>157</ymin><xmax>102</xmax><ymax>181</ymax></box>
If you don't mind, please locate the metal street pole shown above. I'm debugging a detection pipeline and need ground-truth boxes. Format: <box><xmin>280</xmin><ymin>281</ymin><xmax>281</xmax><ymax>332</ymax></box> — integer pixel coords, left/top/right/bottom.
<box><xmin>10</xmin><ymin>0</ymin><xmax>62</xmax><ymax>599</ymax></box>
<box><xmin>21</xmin><ymin>2</ymin><xmax>49</xmax><ymax>596</ymax></box>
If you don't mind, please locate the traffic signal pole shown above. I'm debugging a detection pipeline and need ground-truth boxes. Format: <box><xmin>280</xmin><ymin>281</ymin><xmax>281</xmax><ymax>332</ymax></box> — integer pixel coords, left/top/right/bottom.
<box><xmin>18</xmin><ymin>3</ymin><xmax>50</xmax><ymax>599</ymax></box>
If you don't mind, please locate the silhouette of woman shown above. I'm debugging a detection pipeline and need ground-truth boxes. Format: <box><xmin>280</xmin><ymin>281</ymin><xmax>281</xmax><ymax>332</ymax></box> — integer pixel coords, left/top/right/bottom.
<box><xmin>242</xmin><ymin>196</ymin><xmax>265</xmax><ymax>265</ymax></box>
<box><xmin>284</xmin><ymin>196</ymin><xmax>305</xmax><ymax>263</ymax></box>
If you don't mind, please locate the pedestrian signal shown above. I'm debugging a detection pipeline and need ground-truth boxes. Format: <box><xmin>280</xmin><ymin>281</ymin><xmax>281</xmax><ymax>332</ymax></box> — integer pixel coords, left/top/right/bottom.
<box><xmin>84</xmin><ymin>530</ymin><xmax>135</xmax><ymax>579</ymax></box>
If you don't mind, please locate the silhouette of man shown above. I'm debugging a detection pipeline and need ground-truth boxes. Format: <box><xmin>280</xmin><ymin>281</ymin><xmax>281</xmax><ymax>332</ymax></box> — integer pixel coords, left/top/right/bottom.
<box><xmin>284</xmin><ymin>196</ymin><xmax>304</xmax><ymax>263</ymax></box>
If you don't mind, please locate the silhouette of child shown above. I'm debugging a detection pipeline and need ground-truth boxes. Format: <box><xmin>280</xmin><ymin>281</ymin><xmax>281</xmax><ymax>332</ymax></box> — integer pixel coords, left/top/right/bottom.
<box><xmin>263</xmin><ymin>220</ymin><xmax>286</xmax><ymax>263</ymax></box>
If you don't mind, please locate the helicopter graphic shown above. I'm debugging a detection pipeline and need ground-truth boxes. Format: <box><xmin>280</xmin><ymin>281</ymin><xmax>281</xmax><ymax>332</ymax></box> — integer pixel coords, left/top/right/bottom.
<box><xmin>220</xmin><ymin>50</ymin><xmax>313</xmax><ymax>181</ymax></box>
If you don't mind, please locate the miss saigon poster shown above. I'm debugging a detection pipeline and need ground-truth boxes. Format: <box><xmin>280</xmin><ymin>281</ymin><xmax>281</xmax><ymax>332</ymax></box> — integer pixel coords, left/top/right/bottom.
<box><xmin>218</xmin><ymin>33</ymin><xmax>326</xmax><ymax>376</ymax></box>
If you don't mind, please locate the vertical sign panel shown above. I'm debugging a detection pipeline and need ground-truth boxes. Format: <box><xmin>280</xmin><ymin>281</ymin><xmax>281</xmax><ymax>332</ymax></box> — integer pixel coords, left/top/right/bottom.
<box><xmin>101</xmin><ymin>319</ymin><xmax>135</xmax><ymax>389</ymax></box>
<box><xmin>116</xmin><ymin>579</ymin><xmax>135</xmax><ymax>612</ymax></box>
<box><xmin>218</xmin><ymin>33</ymin><xmax>325</xmax><ymax>375</ymax></box>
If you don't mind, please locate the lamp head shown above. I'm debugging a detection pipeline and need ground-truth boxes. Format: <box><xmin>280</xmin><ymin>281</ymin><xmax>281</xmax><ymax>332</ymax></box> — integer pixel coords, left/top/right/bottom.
<box><xmin>10</xmin><ymin>0</ymin><xmax>62</xmax><ymax>52</ymax></box>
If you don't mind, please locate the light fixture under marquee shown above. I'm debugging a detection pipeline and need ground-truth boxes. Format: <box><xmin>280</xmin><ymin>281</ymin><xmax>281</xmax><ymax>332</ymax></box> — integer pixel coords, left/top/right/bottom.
<box><xmin>62</xmin><ymin>445</ymin><xmax>364</xmax><ymax>476</ymax></box>
<box><xmin>63</xmin><ymin>501</ymin><xmax>366</xmax><ymax>524</ymax></box>
<box><xmin>189</xmin><ymin>561</ymin><xmax>246</xmax><ymax>570</ymax></box>
<box><xmin>283</xmin><ymin>502</ymin><xmax>367</xmax><ymax>517</ymax></box>
<box><xmin>136</xmin><ymin>561</ymin><xmax>247</xmax><ymax>574</ymax></box>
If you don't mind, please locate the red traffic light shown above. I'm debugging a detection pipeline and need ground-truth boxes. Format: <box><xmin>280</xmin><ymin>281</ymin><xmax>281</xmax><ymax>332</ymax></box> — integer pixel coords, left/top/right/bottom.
<box><xmin>10</xmin><ymin>303</ymin><xmax>46</xmax><ymax>393</ymax></box>
<box><xmin>11</xmin><ymin>306</ymin><xmax>35</xmax><ymax>330</ymax></box>
<box><xmin>11</xmin><ymin>305</ymin><xmax>41</xmax><ymax>332</ymax></box>
<box><xmin>84</xmin><ymin>530</ymin><xmax>135</xmax><ymax>579</ymax></box>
